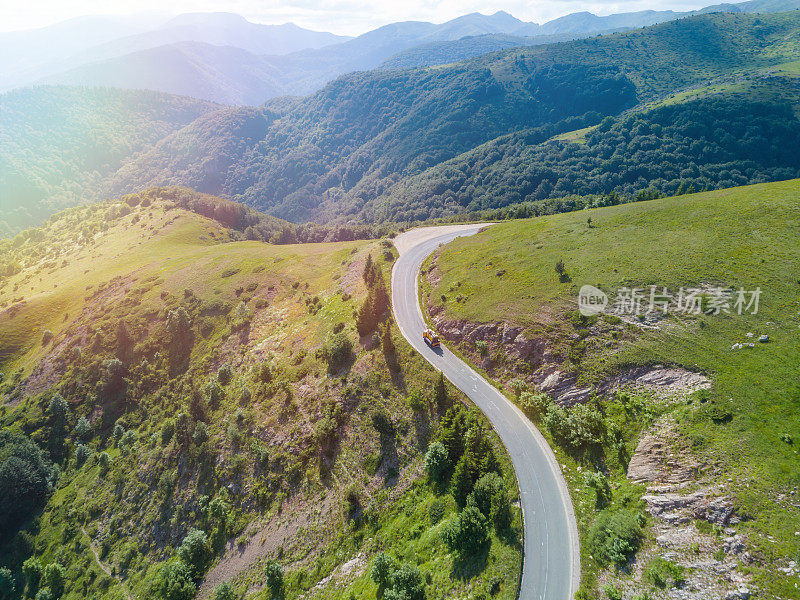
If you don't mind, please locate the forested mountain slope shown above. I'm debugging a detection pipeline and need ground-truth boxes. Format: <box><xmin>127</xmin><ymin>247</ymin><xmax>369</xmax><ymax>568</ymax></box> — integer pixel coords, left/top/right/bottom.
<box><xmin>6</xmin><ymin>12</ymin><xmax>800</xmax><ymax>233</ymax></box>
<box><xmin>0</xmin><ymin>87</ymin><xmax>220</xmax><ymax>236</ymax></box>
<box><xmin>372</xmin><ymin>85</ymin><xmax>800</xmax><ymax>220</ymax></box>
<box><xmin>111</xmin><ymin>12</ymin><xmax>800</xmax><ymax>223</ymax></box>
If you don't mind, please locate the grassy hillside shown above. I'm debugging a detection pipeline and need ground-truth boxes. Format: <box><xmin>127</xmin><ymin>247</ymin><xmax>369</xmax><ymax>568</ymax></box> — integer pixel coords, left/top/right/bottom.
<box><xmin>0</xmin><ymin>192</ymin><xmax>521</xmax><ymax>600</ymax></box>
<box><xmin>424</xmin><ymin>179</ymin><xmax>800</xmax><ymax>598</ymax></box>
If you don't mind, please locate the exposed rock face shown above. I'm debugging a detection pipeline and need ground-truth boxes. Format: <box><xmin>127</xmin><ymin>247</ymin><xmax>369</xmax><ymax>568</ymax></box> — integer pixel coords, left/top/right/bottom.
<box><xmin>433</xmin><ymin>317</ymin><xmax>548</xmax><ymax>363</ymax></box>
<box><xmin>642</xmin><ymin>487</ymin><xmax>740</xmax><ymax>525</ymax></box>
<box><xmin>627</xmin><ymin>427</ymin><xmax>701</xmax><ymax>484</ymax></box>
<box><xmin>606</xmin><ymin>365</ymin><xmax>711</xmax><ymax>397</ymax></box>
<box><xmin>430</xmin><ymin>315</ymin><xmax>709</xmax><ymax>406</ymax></box>
<box><xmin>540</xmin><ymin>370</ymin><xmax>593</xmax><ymax>404</ymax></box>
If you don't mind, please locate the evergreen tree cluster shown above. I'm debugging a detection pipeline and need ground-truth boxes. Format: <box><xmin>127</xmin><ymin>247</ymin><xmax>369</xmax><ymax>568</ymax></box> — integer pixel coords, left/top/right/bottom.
<box><xmin>356</xmin><ymin>254</ymin><xmax>391</xmax><ymax>335</ymax></box>
<box><xmin>424</xmin><ymin>404</ymin><xmax>514</xmax><ymax>557</ymax></box>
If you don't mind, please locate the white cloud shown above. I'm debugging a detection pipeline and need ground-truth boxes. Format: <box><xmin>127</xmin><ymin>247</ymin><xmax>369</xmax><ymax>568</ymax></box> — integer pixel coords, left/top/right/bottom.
<box><xmin>0</xmin><ymin>0</ymin><xmax>722</xmax><ymax>35</ymax></box>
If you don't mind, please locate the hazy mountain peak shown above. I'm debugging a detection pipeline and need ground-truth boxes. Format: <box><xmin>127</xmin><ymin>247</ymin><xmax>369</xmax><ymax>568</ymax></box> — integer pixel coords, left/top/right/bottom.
<box><xmin>162</xmin><ymin>12</ymin><xmax>251</xmax><ymax>27</ymax></box>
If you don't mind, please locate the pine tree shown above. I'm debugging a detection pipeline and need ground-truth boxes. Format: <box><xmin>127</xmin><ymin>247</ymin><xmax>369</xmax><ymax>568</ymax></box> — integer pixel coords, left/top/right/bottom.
<box><xmin>372</xmin><ymin>270</ymin><xmax>390</xmax><ymax>318</ymax></box>
<box><xmin>356</xmin><ymin>286</ymin><xmax>378</xmax><ymax>336</ymax></box>
<box><xmin>356</xmin><ymin>268</ymin><xmax>391</xmax><ymax>335</ymax></box>
<box><xmin>437</xmin><ymin>406</ymin><xmax>467</xmax><ymax>467</ymax></box>
<box><xmin>362</xmin><ymin>254</ymin><xmax>374</xmax><ymax>285</ymax></box>
<box><xmin>115</xmin><ymin>321</ymin><xmax>134</xmax><ymax>359</ymax></box>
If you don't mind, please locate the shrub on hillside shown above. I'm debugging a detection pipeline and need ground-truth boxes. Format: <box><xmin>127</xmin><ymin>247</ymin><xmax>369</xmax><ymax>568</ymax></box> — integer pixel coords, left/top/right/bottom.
<box><xmin>263</xmin><ymin>561</ymin><xmax>284</xmax><ymax>599</ymax></box>
<box><xmin>22</xmin><ymin>557</ymin><xmax>42</xmax><ymax>597</ymax></box>
<box><xmin>157</xmin><ymin>561</ymin><xmax>195</xmax><ymax>600</ymax></box>
<box><xmin>42</xmin><ymin>563</ymin><xmax>65</xmax><ymax>598</ymax></box>
<box><xmin>587</xmin><ymin>509</ymin><xmax>642</xmax><ymax>566</ymax></box>
<box><xmin>204</xmin><ymin>380</ymin><xmax>224</xmax><ymax>408</ymax></box>
<box><xmin>176</xmin><ymin>529</ymin><xmax>211</xmax><ymax>581</ymax></box>
<box><xmin>467</xmin><ymin>472</ymin><xmax>513</xmax><ymax>531</ymax></box>
<box><xmin>97</xmin><ymin>451</ymin><xmax>111</xmax><ymax>473</ymax></box>
<box><xmin>0</xmin><ymin>568</ymin><xmax>14</xmax><ymax>599</ymax></box>
<box><xmin>370</xmin><ymin>552</ymin><xmax>395</xmax><ymax>597</ymax></box>
<box><xmin>370</xmin><ymin>554</ymin><xmax>424</xmax><ymax>600</ymax></box>
<box><xmin>75</xmin><ymin>444</ymin><xmax>90</xmax><ymax>467</ymax></box>
<box><xmin>424</xmin><ymin>441</ymin><xmax>449</xmax><ymax>483</ymax></box>
<box><xmin>441</xmin><ymin>505</ymin><xmax>490</xmax><ymax>556</ymax></box>
<box><xmin>213</xmin><ymin>582</ymin><xmax>239</xmax><ymax>600</ymax></box>
<box><xmin>544</xmin><ymin>403</ymin><xmax>606</xmax><ymax>455</ymax></box>
<box><xmin>519</xmin><ymin>392</ymin><xmax>550</xmax><ymax>421</ymax></box>
<box><xmin>322</xmin><ymin>332</ymin><xmax>353</xmax><ymax>374</ymax></box>
<box><xmin>385</xmin><ymin>563</ymin><xmax>425</xmax><ymax>600</ymax></box>
<box><xmin>75</xmin><ymin>416</ymin><xmax>91</xmax><ymax>440</ymax></box>
<box><xmin>217</xmin><ymin>364</ymin><xmax>234</xmax><ymax>386</ymax></box>
<box><xmin>99</xmin><ymin>358</ymin><xmax>127</xmax><ymax>397</ymax></box>
<box><xmin>48</xmin><ymin>394</ymin><xmax>68</xmax><ymax>429</ymax></box>
<box><xmin>0</xmin><ymin>430</ymin><xmax>57</xmax><ymax>536</ymax></box>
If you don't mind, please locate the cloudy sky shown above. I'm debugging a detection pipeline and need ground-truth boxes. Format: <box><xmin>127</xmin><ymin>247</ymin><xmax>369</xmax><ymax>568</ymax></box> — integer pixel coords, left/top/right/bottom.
<box><xmin>2</xmin><ymin>0</ymin><xmax>719</xmax><ymax>35</ymax></box>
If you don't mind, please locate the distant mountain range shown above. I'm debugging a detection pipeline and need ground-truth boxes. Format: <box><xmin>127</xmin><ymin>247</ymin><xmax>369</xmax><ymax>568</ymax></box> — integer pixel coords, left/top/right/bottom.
<box><xmin>0</xmin><ymin>13</ymin><xmax>349</xmax><ymax>93</ymax></box>
<box><xmin>4</xmin><ymin>10</ymin><xmax>800</xmax><ymax>235</ymax></box>
<box><xmin>5</xmin><ymin>0</ymin><xmax>800</xmax><ymax>104</ymax></box>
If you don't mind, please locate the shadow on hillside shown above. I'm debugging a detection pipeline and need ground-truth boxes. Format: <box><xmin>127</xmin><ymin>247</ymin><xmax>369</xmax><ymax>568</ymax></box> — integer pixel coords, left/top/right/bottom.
<box><xmin>413</xmin><ymin>414</ymin><xmax>430</xmax><ymax>450</ymax></box>
<box><xmin>497</xmin><ymin>523</ymin><xmax>523</xmax><ymax>550</ymax></box>
<box><xmin>450</xmin><ymin>544</ymin><xmax>490</xmax><ymax>581</ymax></box>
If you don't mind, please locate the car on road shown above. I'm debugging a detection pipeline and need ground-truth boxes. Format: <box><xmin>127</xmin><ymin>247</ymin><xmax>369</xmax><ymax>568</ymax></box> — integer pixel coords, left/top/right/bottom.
<box><xmin>423</xmin><ymin>328</ymin><xmax>440</xmax><ymax>347</ymax></box>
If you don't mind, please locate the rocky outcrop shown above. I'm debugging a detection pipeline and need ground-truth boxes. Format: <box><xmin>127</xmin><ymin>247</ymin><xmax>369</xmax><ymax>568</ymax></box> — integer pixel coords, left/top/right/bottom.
<box><xmin>605</xmin><ymin>365</ymin><xmax>711</xmax><ymax>397</ymax></box>
<box><xmin>641</xmin><ymin>486</ymin><xmax>740</xmax><ymax>525</ymax></box>
<box><xmin>430</xmin><ymin>314</ymin><xmax>710</xmax><ymax>406</ymax></box>
<box><xmin>432</xmin><ymin>317</ymin><xmax>550</xmax><ymax>363</ymax></box>
<box><xmin>627</xmin><ymin>427</ymin><xmax>701</xmax><ymax>484</ymax></box>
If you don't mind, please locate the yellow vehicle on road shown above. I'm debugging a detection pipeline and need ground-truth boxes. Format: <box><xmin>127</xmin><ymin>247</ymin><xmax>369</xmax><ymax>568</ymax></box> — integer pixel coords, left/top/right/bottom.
<box><xmin>423</xmin><ymin>328</ymin><xmax>440</xmax><ymax>348</ymax></box>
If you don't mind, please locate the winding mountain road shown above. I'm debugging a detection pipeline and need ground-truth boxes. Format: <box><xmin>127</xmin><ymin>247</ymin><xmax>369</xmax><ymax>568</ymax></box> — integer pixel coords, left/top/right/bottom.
<box><xmin>391</xmin><ymin>225</ymin><xmax>580</xmax><ymax>600</ymax></box>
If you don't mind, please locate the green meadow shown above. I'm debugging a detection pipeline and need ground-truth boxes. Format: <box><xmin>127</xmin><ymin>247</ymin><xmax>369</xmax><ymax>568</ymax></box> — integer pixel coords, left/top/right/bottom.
<box><xmin>430</xmin><ymin>179</ymin><xmax>800</xmax><ymax>597</ymax></box>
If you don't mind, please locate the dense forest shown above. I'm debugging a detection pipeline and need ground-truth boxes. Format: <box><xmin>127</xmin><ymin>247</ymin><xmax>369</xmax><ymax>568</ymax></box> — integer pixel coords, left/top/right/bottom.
<box><xmin>377</xmin><ymin>31</ymin><xmax>603</xmax><ymax>70</ymax></box>
<box><xmin>109</xmin><ymin>12</ymin><xmax>800</xmax><ymax>223</ymax></box>
<box><xmin>114</xmin><ymin>61</ymin><xmax>637</xmax><ymax>222</ymax></box>
<box><xmin>371</xmin><ymin>92</ymin><xmax>800</xmax><ymax>220</ymax></box>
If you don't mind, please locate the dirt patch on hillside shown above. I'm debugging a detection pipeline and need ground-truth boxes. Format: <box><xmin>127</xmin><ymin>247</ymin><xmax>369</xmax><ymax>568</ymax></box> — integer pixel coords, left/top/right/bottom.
<box><xmin>339</xmin><ymin>246</ymin><xmax>370</xmax><ymax>296</ymax></box>
<box><xmin>199</xmin><ymin>494</ymin><xmax>338</xmax><ymax>598</ymax></box>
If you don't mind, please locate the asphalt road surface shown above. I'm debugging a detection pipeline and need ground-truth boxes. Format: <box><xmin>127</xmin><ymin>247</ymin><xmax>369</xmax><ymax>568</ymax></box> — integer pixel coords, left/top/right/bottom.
<box><xmin>391</xmin><ymin>224</ymin><xmax>580</xmax><ymax>600</ymax></box>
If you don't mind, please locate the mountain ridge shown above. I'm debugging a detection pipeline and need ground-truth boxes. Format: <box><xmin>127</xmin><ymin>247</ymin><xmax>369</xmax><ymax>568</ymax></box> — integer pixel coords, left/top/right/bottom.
<box><xmin>20</xmin><ymin>0</ymin><xmax>800</xmax><ymax>103</ymax></box>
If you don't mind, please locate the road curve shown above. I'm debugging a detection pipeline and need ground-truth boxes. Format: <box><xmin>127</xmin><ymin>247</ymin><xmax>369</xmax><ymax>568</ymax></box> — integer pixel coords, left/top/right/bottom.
<box><xmin>391</xmin><ymin>225</ymin><xmax>580</xmax><ymax>600</ymax></box>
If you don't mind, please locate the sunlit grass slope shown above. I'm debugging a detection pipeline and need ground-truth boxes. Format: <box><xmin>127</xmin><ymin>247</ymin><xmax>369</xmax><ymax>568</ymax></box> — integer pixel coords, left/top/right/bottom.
<box><xmin>0</xmin><ymin>197</ymin><xmax>355</xmax><ymax>376</ymax></box>
<box><xmin>431</xmin><ymin>179</ymin><xmax>800</xmax><ymax>597</ymax></box>
<box><xmin>0</xmin><ymin>192</ymin><xmax>522</xmax><ymax>600</ymax></box>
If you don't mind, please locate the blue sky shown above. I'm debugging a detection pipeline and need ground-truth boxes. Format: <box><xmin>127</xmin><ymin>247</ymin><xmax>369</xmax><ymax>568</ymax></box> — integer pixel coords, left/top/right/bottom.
<box><xmin>2</xmin><ymin>0</ymin><xmax>721</xmax><ymax>35</ymax></box>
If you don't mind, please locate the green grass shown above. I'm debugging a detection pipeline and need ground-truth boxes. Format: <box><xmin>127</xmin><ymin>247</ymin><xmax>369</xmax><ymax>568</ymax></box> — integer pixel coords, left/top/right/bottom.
<box><xmin>0</xmin><ymin>201</ymin><xmax>362</xmax><ymax>375</ymax></box>
<box><xmin>550</xmin><ymin>126</ymin><xmax>596</xmax><ymax>144</ymax></box>
<box><xmin>764</xmin><ymin>58</ymin><xmax>800</xmax><ymax>77</ymax></box>
<box><xmin>428</xmin><ymin>179</ymin><xmax>800</xmax><ymax>598</ymax></box>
